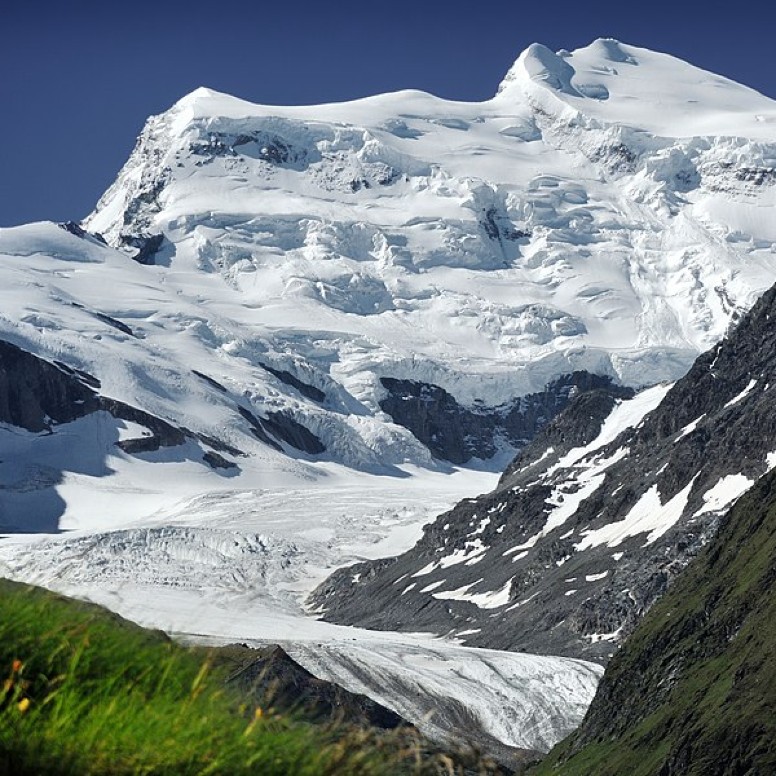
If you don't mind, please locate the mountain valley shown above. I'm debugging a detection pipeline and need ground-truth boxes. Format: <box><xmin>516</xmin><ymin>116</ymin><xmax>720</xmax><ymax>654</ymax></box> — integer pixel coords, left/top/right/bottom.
<box><xmin>3</xmin><ymin>37</ymin><xmax>776</xmax><ymax>768</ymax></box>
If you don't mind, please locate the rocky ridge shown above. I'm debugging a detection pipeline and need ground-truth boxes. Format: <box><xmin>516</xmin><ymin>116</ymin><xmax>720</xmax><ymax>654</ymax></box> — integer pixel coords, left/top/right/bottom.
<box><xmin>315</xmin><ymin>282</ymin><xmax>776</xmax><ymax>661</ymax></box>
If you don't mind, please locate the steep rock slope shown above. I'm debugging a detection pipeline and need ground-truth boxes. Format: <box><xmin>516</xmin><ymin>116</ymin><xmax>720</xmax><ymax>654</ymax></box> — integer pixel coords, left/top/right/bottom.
<box><xmin>535</xmin><ymin>467</ymin><xmax>776</xmax><ymax>775</ymax></box>
<box><xmin>316</xmin><ymin>283</ymin><xmax>776</xmax><ymax>661</ymax></box>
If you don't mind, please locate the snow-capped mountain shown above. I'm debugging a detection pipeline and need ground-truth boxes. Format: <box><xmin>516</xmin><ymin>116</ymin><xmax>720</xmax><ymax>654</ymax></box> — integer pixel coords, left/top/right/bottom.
<box><xmin>4</xmin><ymin>39</ymin><xmax>776</xmax><ymax>492</ymax></box>
<box><xmin>3</xmin><ymin>38</ymin><xmax>776</xmax><ymax>756</ymax></box>
<box><xmin>84</xmin><ymin>38</ymin><xmax>776</xmax><ymax>465</ymax></box>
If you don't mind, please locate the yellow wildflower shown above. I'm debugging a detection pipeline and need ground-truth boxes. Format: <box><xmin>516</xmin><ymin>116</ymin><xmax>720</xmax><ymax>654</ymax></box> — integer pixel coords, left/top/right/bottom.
<box><xmin>242</xmin><ymin>707</ymin><xmax>264</xmax><ymax>737</ymax></box>
<box><xmin>17</xmin><ymin>697</ymin><xmax>30</xmax><ymax>714</ymax></box>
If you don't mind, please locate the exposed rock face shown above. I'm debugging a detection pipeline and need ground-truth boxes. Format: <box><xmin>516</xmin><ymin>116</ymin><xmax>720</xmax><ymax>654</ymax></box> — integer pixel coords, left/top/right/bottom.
<box><xmin>105</xmin><ymin>400</ymin><xmax>187</xmax><ymax>453</ymax></box>
<box><xmin>0</xmin><ymin>340</ymin><xmax>240</xmax><ymax>531</ymax></box>
<box><xmin>263</xmin><ymin>410</ymin><xmax>326</xmax><ymax>454</ymax></box>
<box><xmin>202</xmin><ymin>451</ymin><xmax>237</xmax><ymax>470</ymax></box>
<box><xmin>0</xmin><ymin>339</ymin><xmax>323</xmax><ymax>458</ymax></box>
<box><xmin>0</xmin><ymin>337</ymin><xmax>333</xmax><ymax>531</ymax></box>
<box><xmin>217</xmin><ymin>643</ymin><xmax>405</xmax><ymax>729</ymax></box>
<box><xmin>379</xmin><ymin>372</ymin><xmax>632</xmax><ymax>464</ymax></box>
<box><xmin>259</xmin><ymin>363</ymin><xmax>326</xmax><ymax>403</ymax></box>
<box><xmin>0</xmin><ymin>340</ymin><xmax>101</xmax><ymax>431</ymax></box>
<box><xmin>235</xmin><ymin>404</ymin><xmax>325</xmax><ymax>455</ymax></box>
<box><xmin>121</xmin><ymin>233</ymin><xmax>164</xmax><ymax>264</ymax></box>
<box><xmin>537</xmin><ymin>468</ymin><xmax>776</xmax><ymax>775</ymax></box>
<box><xmin>0</xmin><ymin>339</ymin><xmax>192</xmax><ymax>453</ymax></box>
<box><xmin>315</xmin><ymin>283</ymin><xmax>776</xmax><ymax>661</ymax></box>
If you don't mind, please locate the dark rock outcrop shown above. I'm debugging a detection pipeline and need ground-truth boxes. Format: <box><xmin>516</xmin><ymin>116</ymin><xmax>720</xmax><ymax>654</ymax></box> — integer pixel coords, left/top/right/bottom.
<box><xmin>0</xmin><ymin>340</ymin><xmax>329</xmax><ymax>462</ymax></box>
<box><xmin>189</xmin><ymin>130</ymin><xmax>312</xmax><ymax>171</ymax></box>
<box><xmin>0</xmin><ymin>339</ymin><xmax>202</xmax><ymax>454</ymax></box>
<box><xmin>58</xmin><ymin>220</ymin><xmax>88</xmax><ymax>239</ymax></box>
<box><xmin>237</xmin><ymin>403</ymin><xmax>325</xmax><ymax>455</ymax></box>
<box><xmin>379</xmin><ymin>371</ymin><xmax>631</xmax><ymax>464</ymax></box>
<box><xmin>202</xmin><ymin>450</ymin><xmax>238</xmax><ymax>470</ymax></box>
<box><xmin>192</xmin><ymin>370</ymin><xmax>227</xmax><ymax>393</ymax></box>
<box><xmin>91</xmin><ymin>312</ymin><xmax>135</xmax><ymax>337</ymax></box>
<box><xmin>120</xmin><ymin>233</ymin><xmax>165</xmax><ymax>265</ymax></box>
<box><xmin>263</xmin><ymin>410</ymin><xmax>326</xmax><ymax>454</ymax></box>
<box><xmin>105</xmin><ymin>399</ymin><xmax>186</xmax><ymax>453</ymax></box>
<box><xmin>0</xmin><ymin>340</ymin><xmax>101</xmax><ymax>431</ymax></box>
<box><xmin>218</xmin><ymin>643</ymin><xmax>404</xmax><ymax>729</ymax></box>
<box><xmin>259</xmin><ymin>363</ymin><xmax>326</xmax><ymax>403</ymax></box>
<box><xmin>0</xmin><ymin>340</ymin><xmax>244</xmax><ymax>531</ymax></box>
<box><xmin>237</xmin><ymin>405</ymin><xmax>282</xmax><ymax>450</ymax></box>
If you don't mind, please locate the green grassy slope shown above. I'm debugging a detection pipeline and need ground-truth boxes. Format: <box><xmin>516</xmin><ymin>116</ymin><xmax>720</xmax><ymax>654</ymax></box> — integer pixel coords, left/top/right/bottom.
<box><xmin>0</xmin><ymin>579</ymin><xmax>499</xmax><ymax>775</ymax></box>
<box><xmin>534</xmin><ymin>470</ymin><xmax>776</xmax><ymax>776</ymax></box>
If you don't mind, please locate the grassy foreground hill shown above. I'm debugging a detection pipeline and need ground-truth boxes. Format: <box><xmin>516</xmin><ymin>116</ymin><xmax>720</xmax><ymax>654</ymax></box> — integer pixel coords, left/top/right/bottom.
<box><xmin>534</xmin><ymin>469</ymin><xmax>776</xmax><ymax>775</ymax></box>
<box><xmin>0</xmin><ymin>578</ymin><xmax>501</xmax><ymax>775</ymax></box>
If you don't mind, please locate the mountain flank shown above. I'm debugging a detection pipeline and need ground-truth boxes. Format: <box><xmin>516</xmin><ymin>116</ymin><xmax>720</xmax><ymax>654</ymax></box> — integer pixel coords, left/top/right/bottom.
<box><xmin>534</xmin><ymin>466</ymin><xmax>776</xmax><ymax>775</ymax></box>
<box><xmin>316</xmin><ymin>282</ymin><xmax>776</xmax><ymax>661</ymax></box>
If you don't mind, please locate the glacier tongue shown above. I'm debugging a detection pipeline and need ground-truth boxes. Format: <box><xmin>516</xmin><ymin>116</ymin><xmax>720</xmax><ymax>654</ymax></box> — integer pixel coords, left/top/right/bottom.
<box><xmin>0</xmin><ymin>469</ymin><xmax>601</xmax><ymax>755</ymax></box>
<box><xmin>282</xmin><ymin>637</ymin><xmax>601</xmax><ymax>754</ymax></box>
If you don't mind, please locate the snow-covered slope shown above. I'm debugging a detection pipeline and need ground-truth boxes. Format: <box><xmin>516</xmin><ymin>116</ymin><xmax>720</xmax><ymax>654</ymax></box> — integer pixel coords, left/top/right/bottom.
<box><xmin>4</xmin><ymin>40</ymin><xmax>776</xmax><ymax>489</ymax></box>
<box><xmin>83</xmin><ymin>39</ymin><xmax>776</xmax><ymax>411</ymax></box>
<box><xmin>3</xmin><ymin>37</ymin><xmax>776</xmax><ymax>756</ymax></box>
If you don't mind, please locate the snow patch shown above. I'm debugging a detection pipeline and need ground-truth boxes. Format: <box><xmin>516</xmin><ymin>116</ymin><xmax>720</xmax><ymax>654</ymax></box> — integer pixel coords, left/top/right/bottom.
<box><xmin>677</xmin><ymin>414</ymin><xmax>705</xmax><ymax>440</ymax></box>
<box><xmin>575</xmin><ymin>478</ymin><xmax>695</xmax><ymax>551</ymax></box>
<box><xmin>434</xmin><ymin>577</ymin><xmax>513</xmax><ymax>610</ymax></box>
<box><xmin>724</xmin><ymin>379</ymin><xmax>758</xmax><ymax>408</ymax></box>
<box><xmin>695</xmin><ymin>474</ymin><xmax>753</xmax><ymax>516</ymax></box>
<box><xmin>585</xmin><ymin>571</ymin><xmax>609</xmax><ymax>582</ymax></box>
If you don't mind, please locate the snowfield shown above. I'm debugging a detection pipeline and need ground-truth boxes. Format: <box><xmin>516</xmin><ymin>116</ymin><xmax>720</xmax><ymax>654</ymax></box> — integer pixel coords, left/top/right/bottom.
<box><xmin>3</xmin><ymin>37</ymin><xmax>776</xmax><ymax>754</ymax></box>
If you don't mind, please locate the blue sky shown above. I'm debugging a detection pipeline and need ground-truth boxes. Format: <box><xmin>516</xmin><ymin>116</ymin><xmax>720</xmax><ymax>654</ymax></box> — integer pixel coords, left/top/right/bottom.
<box><xmin>2</xmin><ymin>0</ymin><xmax>774</xmax><ymax>227</ymax></box>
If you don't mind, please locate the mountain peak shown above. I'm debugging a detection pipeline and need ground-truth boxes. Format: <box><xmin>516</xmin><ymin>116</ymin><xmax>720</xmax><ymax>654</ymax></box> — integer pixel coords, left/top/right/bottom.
<box><xmin>501</xmin><ymin>42</ymin><xmax>580</xmax><ymax>96</ymax></box>
<box><xmin>584</xmin><ymin>37</ymin><xmax>639</xmax><ymax>63</ymax></box>
<box><xmin>171</xmin><ymin>86</ymin><xmax>225</xmax><ymax>113</ymax></box>
<box><xmin>496</xmin><ymin>38</ymin><xmax>636</xmax><ymax>97</ymax></box>
<box><xmin>495</xmin><ymin>38</ymin><xmax>776</xmax><ymax>137</ymax></box>
<box><xmin>166</xmin><ymin>86</ymin><xmax>269</xmax><ymax>131</ymax></box>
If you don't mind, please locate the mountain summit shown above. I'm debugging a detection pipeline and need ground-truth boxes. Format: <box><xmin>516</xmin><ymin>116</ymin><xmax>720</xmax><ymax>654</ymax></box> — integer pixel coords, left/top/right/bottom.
<box><xmin>497</xmin><ymin>39</ymin><xmax>776</xmax><ymax>136</ymax></box>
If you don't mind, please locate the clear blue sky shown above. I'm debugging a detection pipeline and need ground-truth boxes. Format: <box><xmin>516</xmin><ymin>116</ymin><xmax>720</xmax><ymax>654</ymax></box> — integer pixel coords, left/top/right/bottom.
<box><xmin>2</xmin><ymin>0</ymin><xmax>774</xmax><ymax>227</ymax></box>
